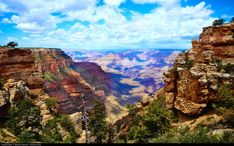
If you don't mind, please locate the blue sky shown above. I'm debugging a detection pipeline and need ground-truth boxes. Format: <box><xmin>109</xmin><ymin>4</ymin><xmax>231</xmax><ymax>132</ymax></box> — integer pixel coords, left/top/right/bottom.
<box><xmin>0</xmin><ymin>0</ymin><xmax>233</xmax><ymax>50</ymax></box>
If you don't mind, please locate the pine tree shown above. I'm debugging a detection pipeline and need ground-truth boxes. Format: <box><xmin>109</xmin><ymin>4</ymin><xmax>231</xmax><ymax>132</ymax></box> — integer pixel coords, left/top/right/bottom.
<box><xmin>89</xmin><ymin>101</ymin><xmax>108</xmax><ymax>143</ymax></box>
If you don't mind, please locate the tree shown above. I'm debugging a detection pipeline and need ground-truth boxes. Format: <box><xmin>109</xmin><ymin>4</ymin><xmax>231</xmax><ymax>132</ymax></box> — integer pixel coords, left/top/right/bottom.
<box><xmin>6</xmin><ymin>42</ymin><xmax>18</xmax><ymax>48</ymax></box>
<box><xmin>142</xmin><ymin>96</ymin><xmax>176</xmax><ymax>137</ymax></box>
<box><xmin>213</xmin><ymin>19</ymin><xmax>225</xmax><ymax>26</ymax></box>
<box><xmin>230</xmin><ymin>17</ymin><xmax>234</xmax><ymax>23</ymax></box>
<box><xmin>89</xmin><ymin>101</ymin><xmax>108</xmax><ymax>143</ymax></box>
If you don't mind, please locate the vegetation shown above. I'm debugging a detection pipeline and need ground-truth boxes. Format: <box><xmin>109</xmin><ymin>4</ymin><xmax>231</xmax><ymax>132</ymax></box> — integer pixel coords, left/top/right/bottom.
<box><xmin>17</xmin><ymin>131</ymin><xmax>37</xmax><ymax>143</ymax></box>
<box><xmin>89</xmin><ymin>101</ymin><xmax>108</xmax><ymax>143</ymax></box>
<box><xmin>231</xmin><ymin>17</ymin><xmax>234</xmax><ymax>23</ymax></box>
<box><xmin>6</xmin><ymin>98</ymin><xmax>41</xmax><ymax>135</ymax></box>
<box><xmin>127</xmin><ymin>96</ymin><xmax>176</xmax><ymax>143</ymax></box>
<box><xmin>41</xmin><ymin>113</ymin><xmax>79</xmax><ymax>143</ymax></box>
<box><xmin>213</xmin><ymin>84</ymin><xmax>234</xmax><ymax>127</ymax></box>
<box><xmin>223</xmin><ymin>63</ymin><xmax>234</xmax><ymax>73</ymax></box>
<box><xmin>213</xmin><ymin>19</ymin><xmax>225</xmax><ymax>26</ymax></box>
<box><xmin>6</xmin><ymin>42</ymin><xmax>18</xmax><ymax>48</ymax></box>
<box><xmin>45</xmin><ymin>97</ymin><xmax>58</xmax><ymax>110</ymax></box>
<box><xmin>44</xmin><ymin>71</ymin><xmax>58</xmax><ymax>82</ymax></box>
<box><xmin>215</xmin><ymin>59</ymin><xmax>223</xmax><ymax>72</ymax></box>
<box><xmin>153</xmin><ymin>126</ymin><xmax>233</xmax><ymax>143</ymax></box>
<box><xmin>126</xmin><ymin>104</ymin><xmax>139</xmax><ymax>116</ymax></box>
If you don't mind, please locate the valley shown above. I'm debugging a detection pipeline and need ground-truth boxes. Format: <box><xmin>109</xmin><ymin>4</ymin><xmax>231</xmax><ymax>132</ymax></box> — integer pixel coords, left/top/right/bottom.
<box><xmin>66</xmin><ymin>49</ymin><xmax>182</xmax><ymax>122</ymax></box>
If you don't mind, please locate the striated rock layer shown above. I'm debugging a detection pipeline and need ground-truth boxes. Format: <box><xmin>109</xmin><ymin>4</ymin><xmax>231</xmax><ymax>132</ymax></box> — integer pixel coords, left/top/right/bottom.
<box><xmin>0</xmin><ymin>47</ymin><xmax>104</xmax><ymax>114</ymax></box>
<box><xmin>163</xmin><ymin>23</ymin><xmax>234</xmax><ymax>115</ymax></box>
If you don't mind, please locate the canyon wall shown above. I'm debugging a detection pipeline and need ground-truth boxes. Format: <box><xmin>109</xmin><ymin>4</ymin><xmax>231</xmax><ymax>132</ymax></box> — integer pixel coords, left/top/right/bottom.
<box><xmin>163</xmin><ymin>23</ymin><xmax>234</xmax><ymax>115</ymax></box>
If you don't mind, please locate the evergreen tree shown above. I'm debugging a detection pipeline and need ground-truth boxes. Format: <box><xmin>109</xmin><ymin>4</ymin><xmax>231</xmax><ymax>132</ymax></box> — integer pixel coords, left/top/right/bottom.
<box><xmin>89</xmin><ymin>101</ymin><xmax>108</xmax><ymax>143</ymax></box>
<box><xmin>213</xmin><ymin>19</ymin><xmax>225</xmax><ymax>26</ymax></box>
<box><xmin>6</xmin><ymin>42</ymin><xmax>18</xmax><ymax>48</ymax></box>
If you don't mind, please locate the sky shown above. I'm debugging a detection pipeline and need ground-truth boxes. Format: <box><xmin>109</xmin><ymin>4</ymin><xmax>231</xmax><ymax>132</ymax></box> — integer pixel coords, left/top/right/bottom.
<box><xmin>0</xmin><ymin>0</ymin><xmax>233</xmax><ymax>50</ymax></box>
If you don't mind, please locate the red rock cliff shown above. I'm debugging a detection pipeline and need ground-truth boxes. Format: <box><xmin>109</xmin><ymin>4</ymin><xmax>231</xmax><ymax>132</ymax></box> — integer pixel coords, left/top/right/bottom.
<box><xmin>0</xmin><ymin>47</ymin><xmax>104</xmax><ymax>114</ymax></box>
<box><xmin>163</xmin><ymin>23</ymin><xmax>234</xmax><ymax>115</ymax></box>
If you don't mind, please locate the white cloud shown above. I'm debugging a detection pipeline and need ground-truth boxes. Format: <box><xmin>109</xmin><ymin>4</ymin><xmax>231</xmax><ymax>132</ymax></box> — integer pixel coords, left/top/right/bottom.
<box><xmin>131</xmin><ymin>0</ymin><xmax>180</xmax><ymax>7</ymax></box>
<box><xmin>104</xmin><ymin>0</ymin><xmax>126</xmax><ymax>7</ymax></box>
<box><xmin>0</xmin><ymin>2</ymin><xmax>9</xmax><ymax>12</ymax></box>
<box><xmin>1</xmin><ymin>18</ymin><xmax>12</xmax><ymax>23</ymax></box>
<box><xmin>1</xmin><ymin>0</ymin><xmax>215</xmax><ymax>50</ymax></box>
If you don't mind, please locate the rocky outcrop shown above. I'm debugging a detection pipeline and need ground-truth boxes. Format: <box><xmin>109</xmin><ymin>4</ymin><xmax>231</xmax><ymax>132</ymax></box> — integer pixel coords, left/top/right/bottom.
<box><xmin>0</xmin><ymin>48</ymin><xmax>105</xmax><ymax>115</ymax></box>
<box><xmin>75</xmin><ymin>62</ymin><xmax>111</xmax><ymax>95</ymax></box>
<box><xmin>163</xmin><ymin>23</ymin><xmax>234</xmax><ymax>115</ymax></box>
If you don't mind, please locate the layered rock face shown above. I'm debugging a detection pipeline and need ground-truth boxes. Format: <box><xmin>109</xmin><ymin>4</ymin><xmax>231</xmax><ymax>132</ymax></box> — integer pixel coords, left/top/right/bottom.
<box><xmin>0</xmin><ymin>47</ymin><xmax>104</xmax><ymax>114</ymax></box>
<box><xmin>163</xmin><ymin>24</ymin><xmax>234</xmax><ymax>115</ymax></box>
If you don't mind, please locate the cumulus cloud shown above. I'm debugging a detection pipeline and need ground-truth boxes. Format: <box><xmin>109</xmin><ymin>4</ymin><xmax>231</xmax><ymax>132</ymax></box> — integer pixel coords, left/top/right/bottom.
<box><xmin>1</xmin><ymin>18</ymin><xmax>12</xmax><ymax>23</ymax></box>
<box><xmin>104</xmin><ymin>0</ymin><xmax>126</xmax><ymax>7</ymax></box>
<box><xmin>131</xmin><ymin>0</ymin><xmax>180</xmax><ymax>7</ymax></box>
<box><xmin>0</xmin><ymin>0</ymin><xmax>215</xmax><ymax>49</ymax></box>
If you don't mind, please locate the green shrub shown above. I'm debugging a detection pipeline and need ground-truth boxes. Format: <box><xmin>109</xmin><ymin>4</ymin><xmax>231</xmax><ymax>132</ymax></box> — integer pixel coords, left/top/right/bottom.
<box><xmin>154</xmin><ymin>126</ymin><xmax>225</xmax><ymax>143</ymax></box>
<box><xmin>213</xmin><ymin>84</ymin><xmax>234</xmax><ymax>127</ymax></box>
<box><xmin>126</xmin><ymin>104</ymin><xmax>138</xmax><ymax>116</ymax></box>
<box><xmin>223</xmin><ymin>63</ymin><xmax>234</xmax><ymax>73</ymax></box>
<box><xmin>6</xmin><ymin>98</ymin><xmax>41</xmax><ymax>135</ymax></box>
<box><xmin>143</xmin><ymin>96</ymin><xmax>176</xmax><ymax>137</ymax></box>
<box><xmin>17</xmin><ymin>130</ymin><xmax>36</xmax><ymax>143</ymax></box>
<box><xmin>44</xmin><ymin>71</ymin><xmax>58</xmax><ymax>82</ymax></box>
<box><xmin>45</xmin><ymin>97</ymin><xmax>58</xmax><ymax>109</ymax></box>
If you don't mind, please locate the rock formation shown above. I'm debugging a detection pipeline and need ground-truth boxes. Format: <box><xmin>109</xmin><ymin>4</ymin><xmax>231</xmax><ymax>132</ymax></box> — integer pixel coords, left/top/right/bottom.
<box><xmin>163</xmin><ymin>23</ymin><xmax>234</xmax><ymax>115</ymax></box>
<box><xmin>0</xmin><ymin>47</ymin><xmax>105</xmax><ymax>114</ymax></box>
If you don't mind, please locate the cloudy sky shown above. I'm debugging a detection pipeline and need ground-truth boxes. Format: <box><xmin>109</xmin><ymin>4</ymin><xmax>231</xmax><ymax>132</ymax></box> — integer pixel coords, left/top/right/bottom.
<box><xmin>0</xmin><ymin>0</ymin><xmax>233</xmax><ymax>50</ymax></box>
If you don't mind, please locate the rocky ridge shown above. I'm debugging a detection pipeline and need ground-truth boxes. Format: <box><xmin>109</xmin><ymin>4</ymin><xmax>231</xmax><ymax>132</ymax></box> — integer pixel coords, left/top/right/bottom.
<box><xmin>163</xmin><ymin>23</ymin><xmax>234</xmax><ymax>115</ymax></box>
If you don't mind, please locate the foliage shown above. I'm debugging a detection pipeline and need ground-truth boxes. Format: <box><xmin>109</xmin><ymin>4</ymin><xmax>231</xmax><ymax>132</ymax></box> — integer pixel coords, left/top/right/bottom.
<box><xmin>41</xmin><ymin>119</ymin><xmax>63</xmax><ymax>143</ymax></box>
<box><xmin>127</xmin><ymin>124</ymin><xmax>150</xmax><ymax>143</ymax></box>
<box><xmin>17</xmin><ymin>130</ymin><xmax>36</xmax><ymax>143</ymax></box>
<box><xmin>213</xmin><ymin>84</ymin><xmax>234</xmax><ymax>127</ymax></box>
<box><xmin>230</xmin><ymin>17</ymin><xmax>234</xmax><ymax>23</ymax></box>
<box><xmin>45</xmin><ymin>97</ymin><xmax>58</xmax><ymax>109</ymax></box>
<box><xmin>44</xmin><ymin>71</ymin><xmax>58</xmax><ymax>82</ymax></box>
<box><xmin>213</xmin><ymin>19</ymin><xmax>225</xmax><ymax>26</ymax></box>
<box><xmin>89</xmin><ymin>101</ymin><xmax>108</xmax><ymax>143</ymax></box>
<box><xmin>6</xmin><ymin>98</ymin><xmax>41</xmax><ymax>135</ymax></box>
<box><xmin>215</xmin><ymin>60</ymin><xmax>223</xmax><ymax>72</ymax></box>
<box><xmin>143</xmin><ymin>96</ymin><xmax>176</xmax><ymax>137</ymax></box>
<box><xmin>127</xmin><ymin>96</ymin><xmax>176</xmax><ymax>143</ymax></box>
<box><xmin>59</xmin><ymin>68</ymin><xmax>69</xmax><ymax>75</ymax></box>
<box><xmin>6</xmin><ymin>42</ymin><xmax>18</xmax><ymax>48</ymax></box>
<box><xmin>223</xmin><ymin>63</ymin><xmax>234</xmax><ymax>73</ymax></box>
<box><xmin>126</xmin><ymin>104</ymin><xmax>138</xmax><ymax>116</ymax></box>
<box><xmin>153</xmin><ymin>126</ymin><xmax>228</xmax><ymax>143</ymax></box>
<box><xmin>34</xmin><ymin>54</ymin><xmax>42</xmax><ymax>62</ymax></box>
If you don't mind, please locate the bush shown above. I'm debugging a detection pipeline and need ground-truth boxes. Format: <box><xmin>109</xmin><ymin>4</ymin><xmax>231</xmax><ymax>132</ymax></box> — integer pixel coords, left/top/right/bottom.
<box><xmin>230</xmin><ymin>17</ymin><xmax>234</xmax><ymax>23</ymax></box>
<box><xmin>213</xmin><ymin>19</ymin><xmax>225</xmax><ymax>26</ymax></box>
<box><xmin>6</xmin><ymin>42</ymin><xmax>18</xmax><ymax>48</ymax></box>
<box><xmin>44</xmin><ymin>71</ymin><xmax>58</xmax><ymax>82</ymax></box>
<box><xmin>45</xmin><ymin>97</ymin><xmax>58</xmax><ymax>109</ymax></box>
<box><xmin>126</xmin><ymin>96</ymin><xmax>176</xmax><ymax>143</ymax></box>
<box><xmin>143</xmin><ymin>96</ymin><xmax>176</xmax><ymax>137</ymax></box>
<box><xmin>154</xmin><ymin>126</ymin><xmax>224</xmax><ymax>143</ymax></box>
<box><xmin>213</xmin><ymin>84</ymin><xmax>234</xmax><ymax>127</ymax></box>
<box><xmin>17</xmin><ymin>130</ymin><xmax>36</xmax><ymax>143</ymax></box>
<box><xmin>6</xmin><ymin>98</ymin><xmax>41</xmax><ymax>135</ymax></box>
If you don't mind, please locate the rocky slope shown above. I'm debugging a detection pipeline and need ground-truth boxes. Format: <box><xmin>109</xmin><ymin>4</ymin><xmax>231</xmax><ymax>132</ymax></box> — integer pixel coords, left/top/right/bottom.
<box><xmin>163</xmin><ymin>23</ymin><xmax>234</xmax><ymax>115</ymax></box>
<box><xmin>0</xmin><ymin>47</ymin><xmax>105</xmax><ymax>115</ymax></box>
